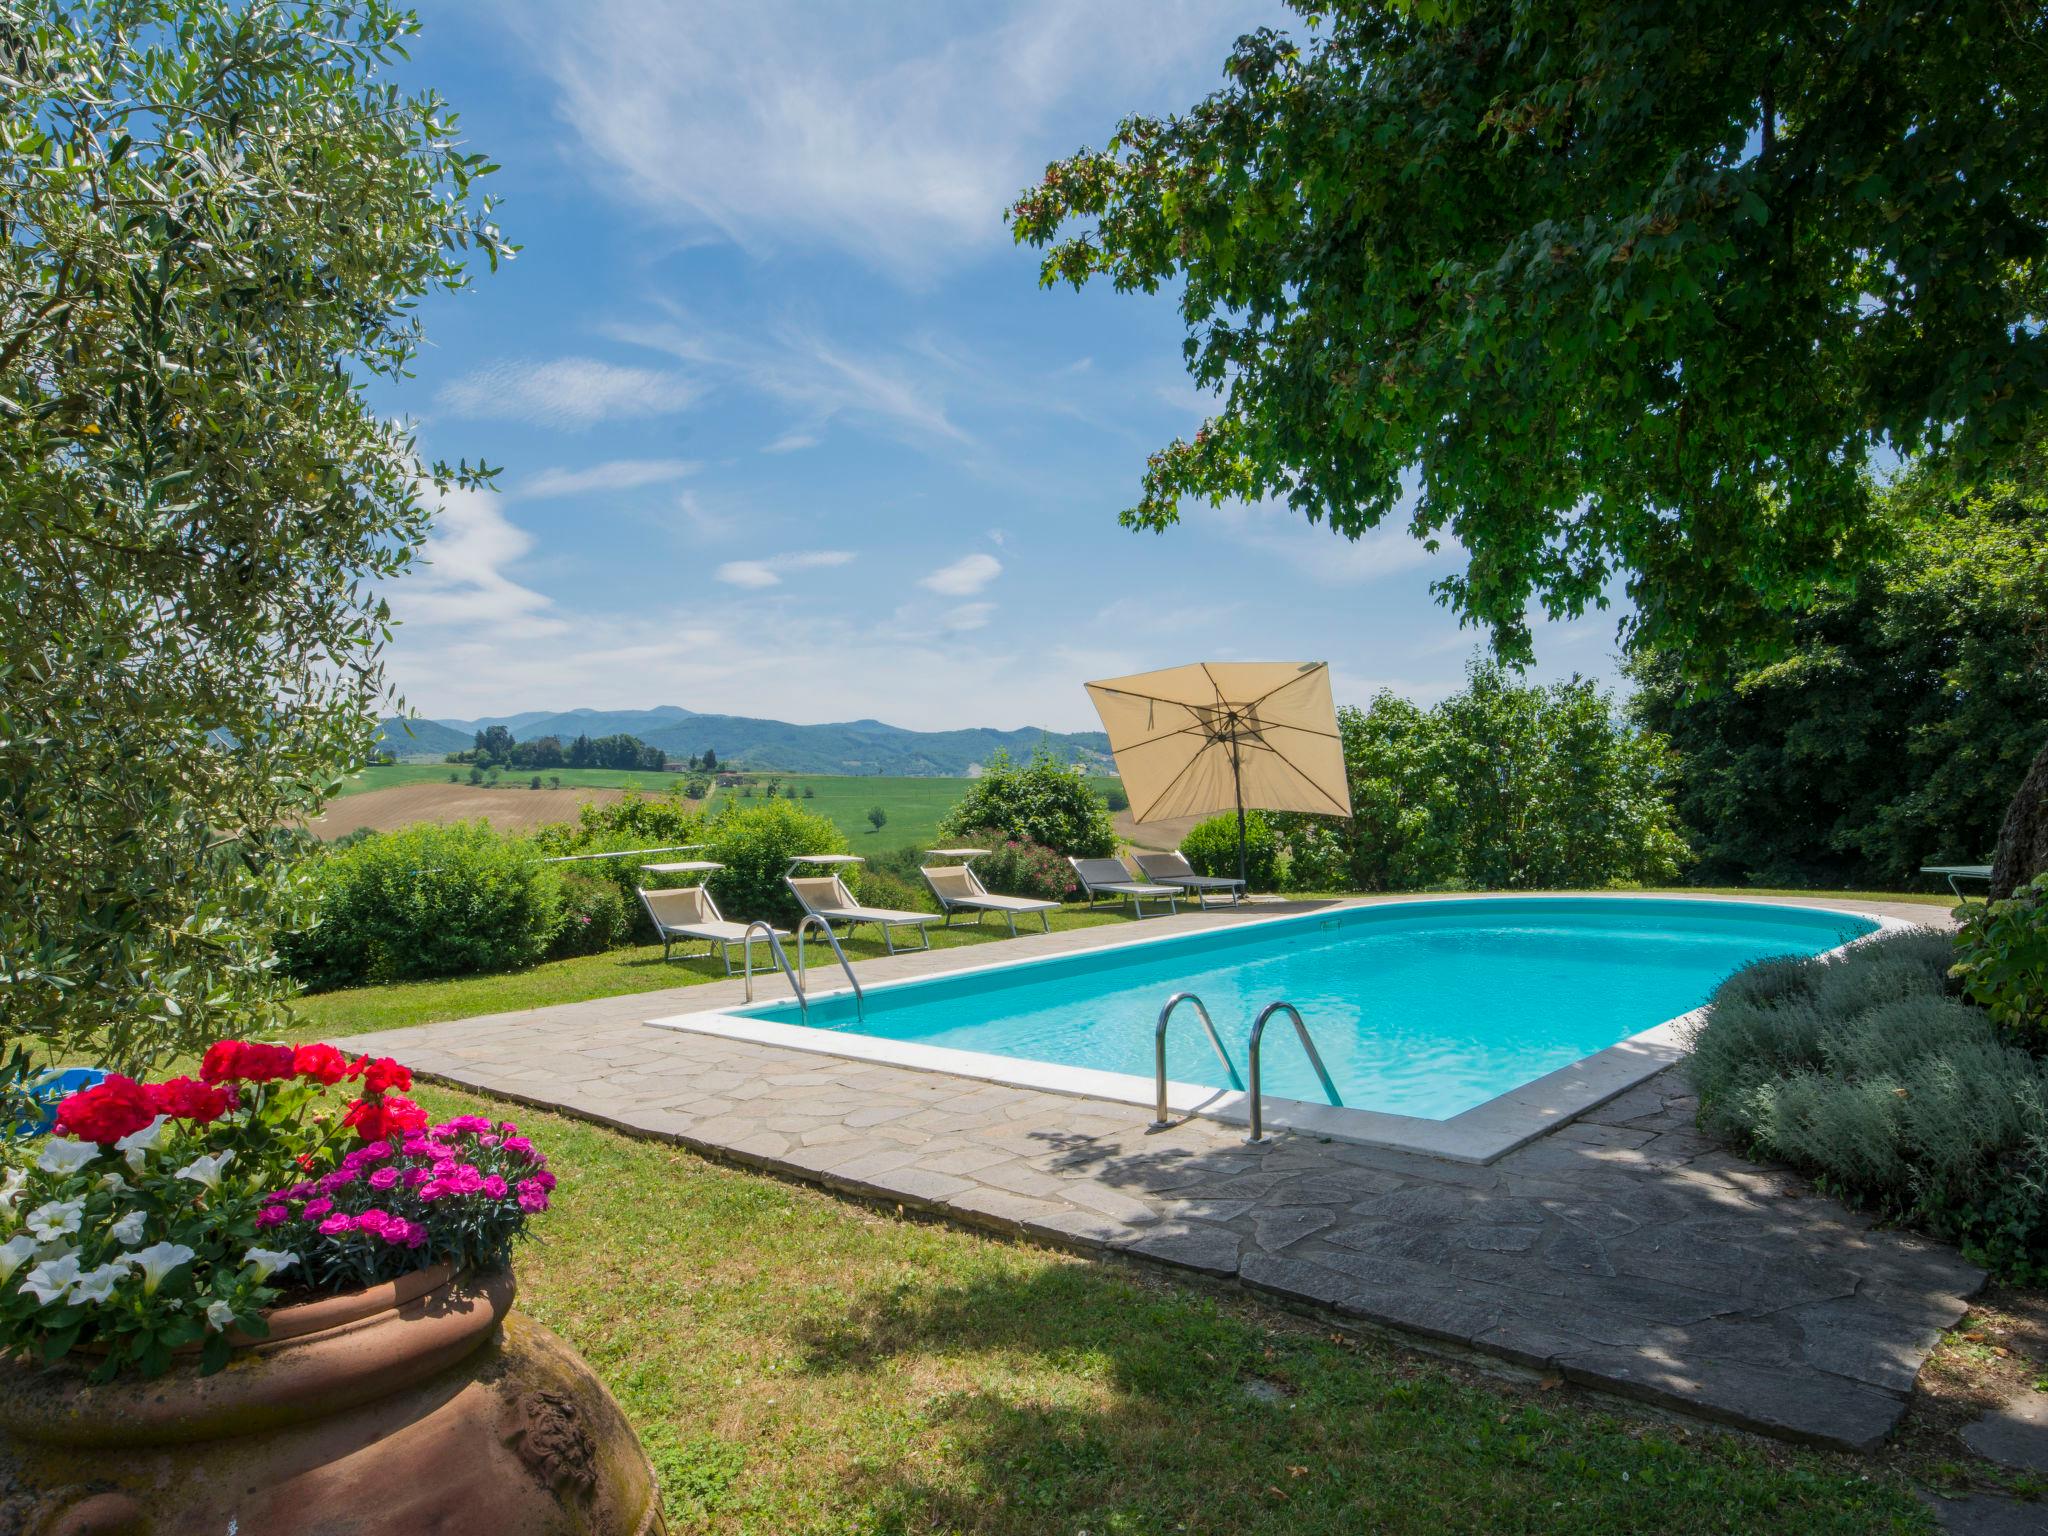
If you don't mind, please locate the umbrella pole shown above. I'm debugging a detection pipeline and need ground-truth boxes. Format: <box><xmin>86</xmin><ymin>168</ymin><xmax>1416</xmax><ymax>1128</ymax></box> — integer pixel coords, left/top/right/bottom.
<box><xmin>1232</xmin><ymin>734</ymin><xmax>1249</xmax><ymax>890</ymax></box>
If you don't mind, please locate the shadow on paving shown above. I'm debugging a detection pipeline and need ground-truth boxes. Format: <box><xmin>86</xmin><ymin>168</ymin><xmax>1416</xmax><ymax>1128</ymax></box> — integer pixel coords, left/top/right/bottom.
<box><xmin>945</xmin><ymin>1088</ymin><xmax>1984</xmax><ymax>1457</ymax></box>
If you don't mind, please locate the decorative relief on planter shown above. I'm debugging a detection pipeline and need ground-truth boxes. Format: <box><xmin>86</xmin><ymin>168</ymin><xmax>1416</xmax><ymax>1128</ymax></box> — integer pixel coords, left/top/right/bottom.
<box><xmin>507</xmin><ymin>1386</ymin><xmax>600</xmax><ymax>1498</ymax></box>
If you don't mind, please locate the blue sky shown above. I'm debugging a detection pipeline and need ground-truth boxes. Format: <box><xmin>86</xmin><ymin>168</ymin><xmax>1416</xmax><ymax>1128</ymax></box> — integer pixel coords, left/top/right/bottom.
<box><xmin>374</xmin><ymin>0</ymin><xmax>1621</xmax><ymax>734</ymax></box>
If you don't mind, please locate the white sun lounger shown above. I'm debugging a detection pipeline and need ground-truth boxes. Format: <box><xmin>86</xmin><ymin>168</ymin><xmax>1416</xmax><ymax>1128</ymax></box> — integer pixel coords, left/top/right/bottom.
<box><xmin>920</xmin><ymin>848</ymin><xmax>1058</xmax><ymax>936</ymax></box>
<box><xmin>637</xmin><ymin>863</ymin><xmax>786</xmax><ymax>972</ymax></box>
<box><xmin>1130</xmin><ymin>849</ymin><xmax>1245</xmax><ymax>907</ymax></box>
<box><xmin>785</xmin><ymin>854</ymin><xmax>937</xmax><ymax>954</ymax></box>
<box><xmin>1068</xmin><ymin>856</ymin><xmax>1182</xmax><ymax>917</ymax></box>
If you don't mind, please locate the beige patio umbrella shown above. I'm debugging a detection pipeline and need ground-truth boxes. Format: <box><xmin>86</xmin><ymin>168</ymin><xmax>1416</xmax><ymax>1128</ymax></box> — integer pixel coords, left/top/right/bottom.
<box><xmin>1085</xmin><ymin>661</ymin><xmax>1353</xmax><ymax>886</ymax></box>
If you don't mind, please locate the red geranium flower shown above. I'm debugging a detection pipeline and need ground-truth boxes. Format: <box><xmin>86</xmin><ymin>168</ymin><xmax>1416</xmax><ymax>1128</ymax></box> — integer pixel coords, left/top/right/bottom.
<box><xmin>343</xmin><ymin>1094</ymin><xmax>428</xmax><ymax>1142</ymax></box>
<box><xmin>54</xmin><ymin>1074</ymin><xmax>156</xmax><ymax>1145</ymax></box>
<box><xmin>291</xmin><ymin>1042</ymin><xmax>350</xmax><ymax>1085</ymax></box>
<box><xmin>359</xmin><ymin>1057</ymin><xmax>412</xmax><ymax>1095</ymax></box>
<box><xmin>199</xmin><ymin>1039</ymin><xmax>295</xmax><ymax>1084</ymax></box>
<box><xmin>146</xmin><ymin>1075</ymin><xmax>235</xmax><ymax>1125</ymax></box>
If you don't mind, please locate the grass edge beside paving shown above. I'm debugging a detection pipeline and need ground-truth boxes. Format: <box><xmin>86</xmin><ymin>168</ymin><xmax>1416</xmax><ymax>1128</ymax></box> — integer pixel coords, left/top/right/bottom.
<box><xmin>413</xmin><ymin>1078</ymin><xmax>1943</xmax><ymax>1534</ymax></box>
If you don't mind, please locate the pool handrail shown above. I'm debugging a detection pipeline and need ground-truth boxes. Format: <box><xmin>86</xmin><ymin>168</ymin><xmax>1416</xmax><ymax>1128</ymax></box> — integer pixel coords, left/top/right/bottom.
<box><xmin>796</xmin><ymin>913</ymin><xmax>864</xmax><ymax>1017</ymax></box>
<box><xmin>1244</xmin><ymin>1000</ymin><xmax>1342</xmax><ymax>1143</ymax></box>
<box><xmin>741</xmin><ymin>921</ymin><xmax>803</xmax><ymax>1011</ymax></box>
<box><xmin>1151</xmin><ymin>991</ymin><xmax>1244</xmax><ymax>1128</ymax></box>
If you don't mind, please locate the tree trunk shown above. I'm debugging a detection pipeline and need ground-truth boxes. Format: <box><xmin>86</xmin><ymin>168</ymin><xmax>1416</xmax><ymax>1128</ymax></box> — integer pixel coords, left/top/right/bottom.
<box><xmin>1991</xmin><ymin>736</ymin><xmax>2048</xmax><ymax>898</ymax></box>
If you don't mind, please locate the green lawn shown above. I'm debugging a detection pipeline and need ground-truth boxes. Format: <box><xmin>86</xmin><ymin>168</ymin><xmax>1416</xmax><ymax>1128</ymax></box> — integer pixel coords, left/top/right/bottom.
<box><xmin>407</xmin><ymin>1078</ymin><xmax>1930</xmax><ymax>1534</ymax></box>
<box><xmin>334</xmin><ymin>763</ymin><xmax>695</xmax><ymax>796</ymax></box>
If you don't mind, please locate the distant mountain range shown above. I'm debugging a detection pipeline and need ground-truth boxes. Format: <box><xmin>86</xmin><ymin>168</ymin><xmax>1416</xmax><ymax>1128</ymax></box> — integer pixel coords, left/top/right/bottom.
<box><xmin>374</xmin><ymin>706</ymin><xmax>1112</xmax><ymax>778</ymax></box>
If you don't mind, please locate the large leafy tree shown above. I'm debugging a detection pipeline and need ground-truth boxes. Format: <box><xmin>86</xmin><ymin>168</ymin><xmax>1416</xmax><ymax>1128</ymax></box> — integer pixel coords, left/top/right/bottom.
<box><xmin>0</xmin><ymin>0</ymin><xmax>506</xmax><ymax>1069</ymax></box>
<box><xmin>1276</xmin><ymin>661</ymin><xmax>1688</xmax><ymax>890</ymax></box>
<box><xmin>1013</xmin><ymin>0</ymin><xmax>2044</xmax><ymax>661</ymax></box>
<box><xmin>1631</xmin><ymin>443</ymin><xmax>2048</xmax><ymax>888</ymax></box>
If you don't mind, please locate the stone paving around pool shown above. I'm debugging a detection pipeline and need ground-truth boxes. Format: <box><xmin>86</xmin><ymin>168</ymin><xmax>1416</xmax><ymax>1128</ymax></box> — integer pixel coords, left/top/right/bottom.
<box><xmin>338</xmin><ymin>892</ymin><xmax>1981</xmax><ymax>1453</ymax></box>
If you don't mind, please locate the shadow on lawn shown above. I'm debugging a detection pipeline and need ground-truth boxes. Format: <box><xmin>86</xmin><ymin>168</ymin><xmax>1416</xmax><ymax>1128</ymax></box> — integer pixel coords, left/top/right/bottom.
<box><xmin>775</xmin><ymin>1248</ymin><xmax>1921</xmax><ymax>1536</ymax></box>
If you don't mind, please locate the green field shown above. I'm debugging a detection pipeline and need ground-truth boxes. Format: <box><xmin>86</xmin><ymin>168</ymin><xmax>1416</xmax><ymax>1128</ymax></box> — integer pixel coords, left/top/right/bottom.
<box><xmin>720</xmin><ymin>774</ymin><xmax>970</xmax><ymax>850</ymax></box>
<box><xmin>334</xmin><ymin>763</ymin><xmax>695</xmax><ymax>797</ymax></box>
<box><xmin>721</xmin><ymin>773</ymin><xmax>1124</xmax><ymax>852</ymax></box>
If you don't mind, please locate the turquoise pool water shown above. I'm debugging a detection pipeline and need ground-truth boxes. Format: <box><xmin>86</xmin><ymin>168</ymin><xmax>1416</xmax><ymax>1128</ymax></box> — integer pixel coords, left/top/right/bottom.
<box><xmin>748</xmin><ymin>898</ymin><xmax>1876</xmax><ymax>1120</ymax></box>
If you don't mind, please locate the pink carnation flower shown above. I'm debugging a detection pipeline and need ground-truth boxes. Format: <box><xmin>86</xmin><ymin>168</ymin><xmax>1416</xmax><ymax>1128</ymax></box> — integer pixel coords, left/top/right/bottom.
<box><xmin>481</xmin><ymin>1174</ymin><xmax>508</xmax><ymax>1199</ymax></box>
<box><xmin>302</xmin><ymin>1196</ymin><xmax>334</xmax><ymax>1220</ymax></box>
<box><xmin>367</xmin><ymin>1166</ymin><xmax>401</xmax><ymax>1190</ymax></box>
<box><xmin>516</xmin><ymin>1177</ymin><xmax>550</xmax><ymax>1214</ymax></box>
<box><xmin>318</xmin><ymin>1213</ymin><xmax>356</xmax><ymax>1235</ymax></box>
<box><xmin>255</xmin><ymin>1205</ymin><xmax>289</xmax><ymax>1230</ymax></box>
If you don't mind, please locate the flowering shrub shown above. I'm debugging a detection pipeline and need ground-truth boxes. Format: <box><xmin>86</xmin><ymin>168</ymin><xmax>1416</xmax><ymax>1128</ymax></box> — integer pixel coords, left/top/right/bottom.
<box><xmin>955</xmin><ymin>830</ymin><xmax>1080</xmax><ymax>903</ymax></box>
<box><xmin>0</xmin><ymin>1039</ymin><xmax>553</xmax><ymax>1378</ymax></box>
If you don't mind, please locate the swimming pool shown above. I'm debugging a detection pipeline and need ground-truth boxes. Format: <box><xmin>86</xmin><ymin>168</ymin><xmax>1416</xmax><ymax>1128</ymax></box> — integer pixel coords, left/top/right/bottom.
<box><xmin>652</xmin><ymin>897</ymin><xmax>1882</xmax><ymax>1159</ymax></box>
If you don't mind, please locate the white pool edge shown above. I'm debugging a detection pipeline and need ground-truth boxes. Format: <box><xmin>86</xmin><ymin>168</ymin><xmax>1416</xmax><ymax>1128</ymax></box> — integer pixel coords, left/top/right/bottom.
<box><xmin>645</xmin><ymin>898</ymin><xmax>1913</xmax><ymax>1165</ymax></box>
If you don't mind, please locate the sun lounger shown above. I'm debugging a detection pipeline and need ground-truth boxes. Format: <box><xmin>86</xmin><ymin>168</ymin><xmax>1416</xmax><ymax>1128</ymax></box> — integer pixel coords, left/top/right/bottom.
<box><xmin>785</xmin><ymin>855</ymin><xmax>938</xmax><ymax>954</ymax></box>
<box><xmin>1068</xmin><ymin>856</ymin><xmax>1182</xmax><ymax>917</ymax></box>
<box><xmin>1131</xmin><ymin>849</ymin><xmax>1245</xmax><ymax>907</ymax></box>
<box><xmin>920</xmin><ymin>848</ymin><xmax>1058</xmax><ymax>936</ymax></box>
<box><xmin>637</xmin><ymin>874</ymin><xmax>786</xmax><ymax>973</ymax></box>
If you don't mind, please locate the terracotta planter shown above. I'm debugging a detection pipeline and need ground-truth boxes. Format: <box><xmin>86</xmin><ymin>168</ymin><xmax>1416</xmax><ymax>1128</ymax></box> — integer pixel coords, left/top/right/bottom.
<box><xmin>0</xmin><ymin>1264</ymin><xmax>665</xmax><ymax>1536</ymax></box>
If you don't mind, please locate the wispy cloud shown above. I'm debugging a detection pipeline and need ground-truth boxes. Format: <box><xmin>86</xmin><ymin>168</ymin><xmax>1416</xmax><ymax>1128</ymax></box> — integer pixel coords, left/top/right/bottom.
<box><xmin>1191</xmin><ymin>499</ymin><xmax>1446</xmax><ymax>588</ymax></box>
<box><xmin>762</xmin><ymin>430</ymin><xmax>819</xmax><ymax>454</ymax></box>
<box><xmin>390</xmin><ymin>485</ymin><xmax>562</xmax><ymax>633</ymax></box>
<box><xmin>619</xmin><ymin>313</ymin><xmax>970</xmax><ymax>447</ymax></box>
<box><xmin>939</xmin><ymin>602</ymin><xmax>996</xmax><ymax>632</ymax></box>
<box><xmin>714</xmin><ymin>550</ymin><xmax>856</xmax><ymax>589</ymax></box>
<box><xmin>437</xmin><ymin>357</ymin><xmax>700</xmax><ymax>429</ymax></box>
<box><xmin>502</xmin><ymin>0</ymin><xmax>1266</xmax><ymax>280</ymax></box>
<box><xmin>918</xmin><ymin>552</ymin><xmax>1002</xmax><ymax>596</ymax></box>
<box><xmin>519</xmin><ymin>458</ymin><xmax>702</xmax><ymax>498</ymax></box>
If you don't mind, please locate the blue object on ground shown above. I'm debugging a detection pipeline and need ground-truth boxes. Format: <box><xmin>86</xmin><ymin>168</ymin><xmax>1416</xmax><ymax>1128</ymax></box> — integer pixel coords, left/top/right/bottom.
<box><xmin>12</xmin><ymin>1066</ymin><xmax>109</xmax><ymax>1137</ymax></box>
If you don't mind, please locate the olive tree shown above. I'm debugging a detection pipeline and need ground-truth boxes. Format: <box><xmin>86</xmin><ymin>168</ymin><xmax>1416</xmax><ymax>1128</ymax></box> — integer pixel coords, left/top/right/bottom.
<box><xmin>0</xmin><ymin>0</ymin><xmax>507</xmax><ymax>1069</ymax></box>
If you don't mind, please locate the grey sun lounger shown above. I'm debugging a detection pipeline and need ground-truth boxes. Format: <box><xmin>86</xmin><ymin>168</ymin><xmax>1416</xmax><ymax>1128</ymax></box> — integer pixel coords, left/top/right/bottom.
<box><xmin>1130</xmin><ymin>849</ymin><xmax>1245</xmax><ymax>907</ymax></box>
<box><xmin>920</xmin><ymin>848</ymin><xmax>1058</xmax><ymax>936</ymax></box>
<box><xmin>785</xmin><ymin>855</ymin><xmax>938</xmax><ymax>954</ymax></box>
<box><xmin>637</xmin><ymin>880</ymin><xmax>786</xmax><ymax>973</ymax></box>
<box><xmin>1067</xmin><ymin>857</ymin><xmax>1182</xmax><ymax>917</ymax></box>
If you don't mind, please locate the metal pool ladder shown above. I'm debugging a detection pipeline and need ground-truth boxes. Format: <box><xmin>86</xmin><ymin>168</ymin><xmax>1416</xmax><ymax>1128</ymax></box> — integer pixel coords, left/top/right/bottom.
<box><xmin>1243</xmin><ymin>1001</ymin><xmax>1342</xmax><ymax>1144</ymax></box>
<box><xmin>739</xmin><ymin>917</ymin><xmax>864</xmax><ymax>1019</ymax></box>
<box><xmin>1151</xmin><ymin>992</ymin><xmax>1244</xmax><ymax>1128</ymax></box>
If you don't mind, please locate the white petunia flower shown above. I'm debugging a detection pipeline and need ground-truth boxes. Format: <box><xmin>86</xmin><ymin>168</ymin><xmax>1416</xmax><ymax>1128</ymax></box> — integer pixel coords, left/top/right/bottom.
<box><xmin>127</xmin><ymin>1241</ymin><xmax>195</xmax><ymax>1295</ymax></box>
<box><xmin>67</xmin><ymin>1261</ymin><xmax>129</xmax><ymax>1306</ymax></box>
<box><xmin>116</xmin><ymin>1116</ymin><xmax>166</xmax><ymax>1174</ymax></box>
<box><xmin>0</xmin><ymin>1233</ymin><xmax>36</xmax><ymax>1284</ymax></box>
<box><xmin>107</xmin><ymin>1209</ymin><xmax>147</xmax><ymax>1247</ymax></box>
<box><xmin>24</xmin><ymin>1199</ymin><xmax>83</xmax><ymax>1243</ymax></box>
<box><xmin>34</xmin><ymin>1240</ymin><xmax>77</xmax><ymax>1266</ymax></box>
<box><xmin>241</xmin><ymin>1247</ymin><xmax>298</xmax><ymax>1284</ymax></box>
<box><xmin>36</xmin><ymin>1138</ymin><xmax>99</xmax><ymax>1176</ymax></box>
<box><xmin>97</xmin><ymin>1171</ymin><xmax>128</xmax><ymax>1196</ymax></box>
<box><xmin>205</xmin><ymin>1299</ymin><xmax>235</xmax><ymax>1332</ymax></box>
<box><xmin>174</xmin><ymin>1151</ymin><xmax>234</xmax><ymax>1193</ymax></box>
<box><xmin>20</xmin><ymin>1255</ymin><xmax>81</xmax><ymax>1306</ymax></box>
<box><xmin>0</xmin><ymin>1166</ymin><xmax>25</xmax><ymax>1212</ymax></box>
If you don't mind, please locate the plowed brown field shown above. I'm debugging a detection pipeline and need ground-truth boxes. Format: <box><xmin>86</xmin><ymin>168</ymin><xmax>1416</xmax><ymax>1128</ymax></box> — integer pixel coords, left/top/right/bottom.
<box><xmin>305</xmin><ymin>783</ymin><xmax>631</xmax><ymax>840</ymax></box>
